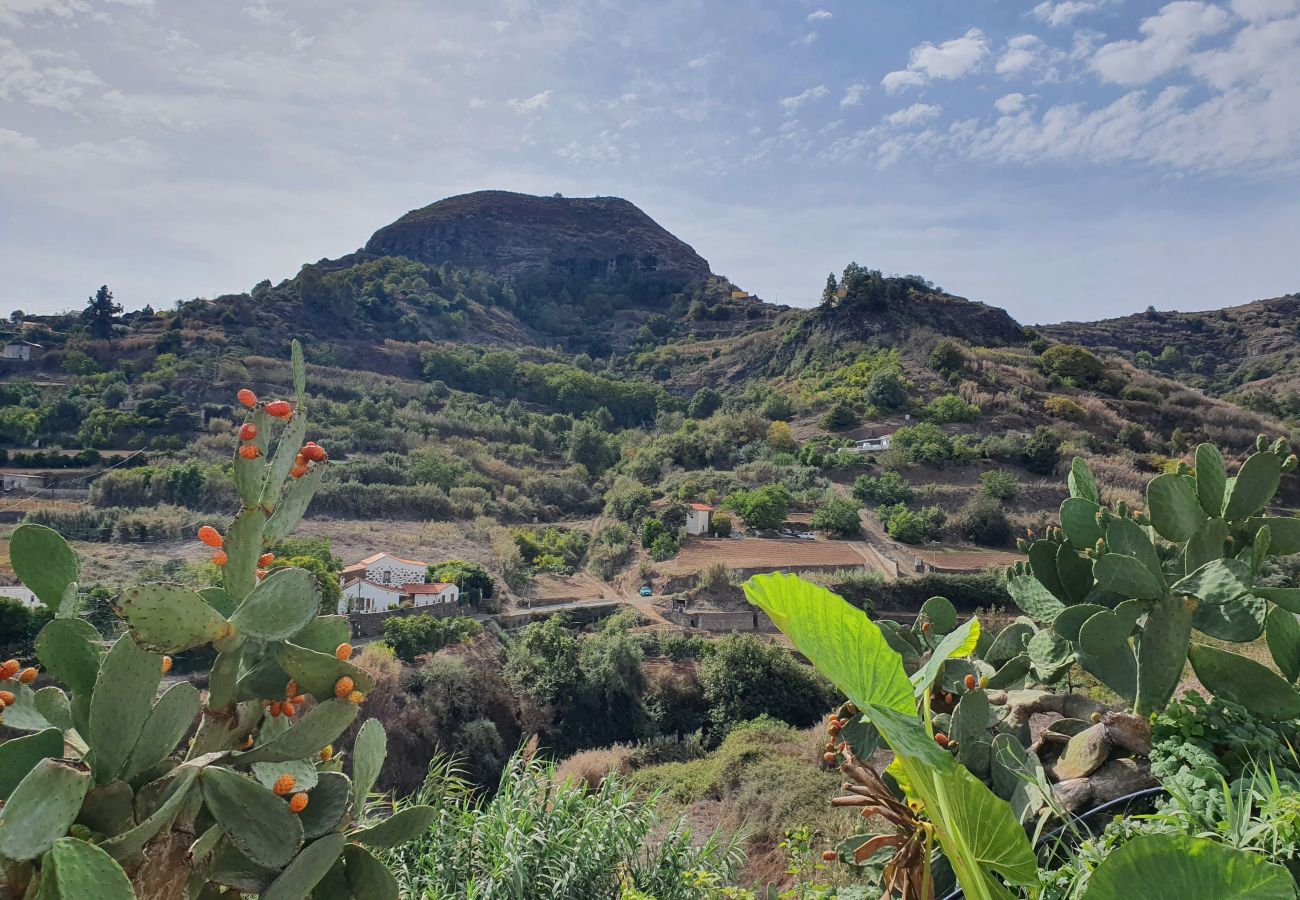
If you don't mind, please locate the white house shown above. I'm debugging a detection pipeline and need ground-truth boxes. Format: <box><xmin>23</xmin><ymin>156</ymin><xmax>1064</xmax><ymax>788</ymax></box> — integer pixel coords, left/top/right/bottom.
<box><xmin>0</xmin><ymin>586</ymin><xmax>41</xmax><ymax>609</ymax></box>
<box><xmin>1</xmin><ymin>473</ymin><xmax>46</xmax><ymax>492</ymax></box>
<box><xmin>2</xmin><ymin>341</ymin><xmax>42</xmax><ymax>361</ymax></box>
<box><xmin>852</xmin><ymin>435</ymin><xmax>893</xmax><ymax>453</ymax></box>
<box><xmin>339</xmin><ymin>579</ymin><xmax>405</xmax><ymax>614</ymax></box>
<box><xmin>685</xmin><ymin>503</ymin><xmax>713</xmax><ymax>536</ymax></box>
<box><xmin>405</xmin><ymin>582</ymin><xmax>460</xmax><ymax>607</ymax></box>
<box><xmin>341</xmin><ymin>553</ymin><xmax>428</xmax><ymax>588</ymax></box>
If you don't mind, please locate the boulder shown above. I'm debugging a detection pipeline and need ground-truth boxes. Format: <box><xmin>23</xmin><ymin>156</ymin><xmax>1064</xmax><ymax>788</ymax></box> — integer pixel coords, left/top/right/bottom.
<box><xmin>1051</xmin><ymin>723</ymin><xmax>1112</xmax><ymax>781</ymax></box>
<box><xmin>1088</xmin><ymin>758</ymin><xmax>1158</xmax><ymax>805</ymax></box>
<box><xmin>1052</xmin><ymin>778</ymin><xmax>1094</xmax><ymax>814</ymax></box>
<box><xmin>1102</xmin><ymin>712</ymin><xmax>1152</xmax><ymax>758</ymax></box>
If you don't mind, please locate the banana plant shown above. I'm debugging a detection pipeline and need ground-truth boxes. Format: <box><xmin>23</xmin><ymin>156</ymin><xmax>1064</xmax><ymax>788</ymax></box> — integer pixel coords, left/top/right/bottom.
<box><xmin>745</xmin><ymin>572</ymin><xmax>1037</xmax><ymax>900</ymax></box>
<box><xmin>1005</xmin><ymin>440</ymin><xmax>1300</xmax><ymax>720</ymax></box>
<box><xmin>0</xmin><ymin>342</ymin><xmax>430</xmax><ymax>899</ymax></box>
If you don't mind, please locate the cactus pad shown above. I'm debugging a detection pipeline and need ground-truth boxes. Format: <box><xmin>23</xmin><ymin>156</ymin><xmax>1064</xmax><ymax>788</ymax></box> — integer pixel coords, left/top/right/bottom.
<box><xmin>0</xmin><ymin>728</ymin><xmax>64</xmax><ymax>800</ymax></box>
<box><xmin>1192</xmin><ymin>595</ymin><xmax>1267</xmax><ymax>642</ymax></box>
<box><xmin>1189</xmin><ymin>643</ymin><xmax>1300</xmax><ymax>720</ymax></box>
<box><xmin>9</xmin><ymin>523</ymin><xmax>80</xmax><ymax>612</ymax></box>
<box><xmin>1059</xmin><ymin>498</ymin><xmax>1104</xmax><ymax>549</ymax></box>
<box><xmin>230</xmin><ymin>567</ymin><xmax>321</xmax><ymax>641</ymax></box>
<box><xmin>1225</xmin><ymin>451</ymin><xmax>1282</xmax><ymax>520</ymax></box>
<box><xmin>1195</xmin><ymin>442</ymin><xmax>1228</xmax><ymax>517</ymax></box>
<box><xmin>1265</xmin><ymin>605</ymin><xmax>1300</xmax><ymax>683</ymax></box>
<box><xmin>200</xmin><ymin>766</ymin><xmax>304</xmax><ymax>869</ymax></box>
<box><xmin>42</xmin><ymin>836</ymin><xmax>135</xmax><ymax>900</ymax></box>
<box><xmin>117</xmin><ymin>583</ymin><xmax>230</xmax><ymax>653</ymax></box>
<box><xmin>0</xmin><ymin>758</ymin><xmax>92</xmax><ymax>861</ymax></box>
<box><xmin>1068</xmin><ymin>457</ymin><xmax>1099</xmax><ymax>503</ymax></box>
<box><xmin>1092</xmin><ymin>553</ymin><xmax>1165</xmax><ymax>601</ymax></box>
<box><xmin>1134</xmin><ymin>597</ymin><xmax>1192</xmax><ymax>716</ymax></box>
<box><xmin>1147</xmin><ymin>473</ymin><xmax>1206</xmax><ymax>542</ymax></box>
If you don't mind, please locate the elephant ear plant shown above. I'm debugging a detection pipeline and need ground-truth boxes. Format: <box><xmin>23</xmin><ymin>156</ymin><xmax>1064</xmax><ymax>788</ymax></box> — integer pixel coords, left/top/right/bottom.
<box><xmin>0</xmin><ymin>341</ymin><xmax>431</xmax><ymax>900</ymax></box>
<box><xmin>1005</xmin><ymin>440</ymin><xmax>1300</xmax><ymax>721</ymax></box>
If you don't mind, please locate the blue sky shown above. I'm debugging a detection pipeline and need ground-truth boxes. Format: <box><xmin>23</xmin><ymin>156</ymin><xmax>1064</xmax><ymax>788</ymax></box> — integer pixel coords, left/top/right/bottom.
<box><xmin>1</xmin><ymin>0</ymin><xmax>1298</xmax><ymax>323</ymax></box>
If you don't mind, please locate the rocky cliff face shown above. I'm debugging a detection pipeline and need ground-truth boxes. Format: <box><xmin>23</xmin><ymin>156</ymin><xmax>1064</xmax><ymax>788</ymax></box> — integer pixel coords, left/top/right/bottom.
<box><xmin>363</xmin><ymin>191</ymin><xmax>713</xmax><ymax>282</ymax></box>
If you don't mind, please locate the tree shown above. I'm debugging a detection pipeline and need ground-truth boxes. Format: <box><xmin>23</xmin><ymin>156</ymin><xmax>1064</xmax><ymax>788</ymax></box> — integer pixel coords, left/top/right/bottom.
<box><xmin>820</xmin><ymin>273</ymin><xmax>839</xmax><ymax>306</ymax></box>
<box><xmin>761</xmin><ymin>392</ymin><xmax>793</xmax><ymax>420</ymax></box>
<box><xmin>1040</xmin><ymin>344</ymin><xmax>1105</xmax><ymax>385</ymax></box>
<box><xmin>928</xmin><ymin>340</ymin><xmax>965</xmax><ymax>376</ymax></box>
<box><xmin>853</xmin><ymin>471</ymin><xmax>914</xmax><ymax>505</ymax></box>
<box><xmin>410</xmin><ymin>446</ymin><xmax>466</xmax><ymax>491</ymax></box>
<box><xmin>878</xmin><ymin>503</ymin><xmax>945</xmax><ymax>544</ymax></box>
<box><xmin>722</xmin><ymin>484</ymin><xmax>791</xmax><ymax>530</ymax></box>
<box><xmin>641</xmin><ymin>517</ymin><xmax>668</xmax><ymax>549</ymax></box>
<box><xmin>566</xmin><ymin>419</ymin><xmax>619</xmax><ymax>474</ymax></box>
<box><xmin>383</xmin><ymin>614</ymin><xmax>482</xmax><ymax>663</ymax></box>
<box><xmin>767</xmin><ymin>420</ymin><xmax>797</xmax><ymax>452</ymax></box>
<box><xmin>821</xmin><ymin>400</ymin><xmax>858</xmax><ymax>430</ymax></box>
<box><xmin>811</xmin><ymin>497</ymin><xmax>861</xmax><ymax>536</ymax></box>
<box><xmin>84</xmin><ymin>285</ymin><xmax>122</xmax><ymax>340</ymax></box>
<box><xmin>924</xmin><ymin>394</ymin><xmax>979</xmax><ymax>423</ymax></box>
<box><xmin>1022</xmin><ymin>425</ymin><xmax>1061</xmax><ymax>475</ymax></box>
<box><xmin>709</xmin><ymin>511</ymin><xmax>733</xmax><ymax>537</ymax></box>
<box><xmin>649</xmin><ymin>531</ymin><xmax>681</xmax><ymax>561</ymax></box>
<box><xmin>980</xmin><ymin>469</ymin><xmax>1020</xmax><ymax>502</ymax></box>
<box><xmin>428</xmin><ymin>559</ymin><xmax>495</xmax><ymax>605</ymax></box>
<box><xmin>268</xmin><ymin>555</ymin><xmax>342</xmax><ymax>615</ymax></box>
<box><xmin>865</xmin><ymin>370</ymin><xmax>907</xmax><ymax>410</ymax></box>
<box><xmin>604</xmin><ymin>476</ymin><xmax>653</xmax><ymax>522</ymax></box>
<box><xmin>699</xmin><ymin>634</ymin><xmax>838</xmax><ymax>737</ymax></box>
<box><xmin>951</xmin><ymin>497</ymin><xmax>1011</xmax><ymax>546</ymax></box>
<box><xmin>687</xmin><ymin>387</ymin><xmax>723</xmax><ymax>419</ymax></box>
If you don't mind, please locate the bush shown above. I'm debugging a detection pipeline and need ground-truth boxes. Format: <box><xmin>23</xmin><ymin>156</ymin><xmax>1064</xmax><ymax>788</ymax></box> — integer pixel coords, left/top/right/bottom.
<box><xmin>427</xmin><ymin>559</ymin><xmax>495</xmax><ymax>606</ymax></box>
<box><xmin>0</xmin><ymin>597</ymin><xmax>53</xmax><ymax>652</ymax></box>
<box><xmin>588</xmin><ymin>524</ymin><xmax>635</xmax><ymax>580</ymax></box>
<box><xmin>891</xmin><ymin>422</ymin><xmax>956</xmax><ymax>466</ymax></box>
<box><xmin>766</xmin><ymin>419</ymin><xmax>797</xmax><ymax>452</ymax></box>
<box><xmin>928</xmin><ymin>340</ymin><xmax>965</xmax><ymax>376</ymax></box>
<box><xmin>852</xmin><ymin>471</ymin><xmax>914</xmax><ymax>505</ymax></box>
<box><xmin>382</xmin><ymin>614</ymin><xmax>483</xmax><ymax>663</ymax></box>
<box><xmin>980</xmin><ymin>469</ymin><xmax>1020</xmax><ymax>501</ymax></box>
<box><xmin>709</xmin><ymin>511</ymin><xmax>733</xmax><ymax>537</ymax></box>
<box><xmin>1117</xmin><ymin>423</ymin><xmax>1149</xmax><ymax>452</ymax></box>
<box><xmin>810</xmin><ymin>497</ymin><xmax>861</xmax><ymax>536</ymax></box>
<box><xmin>864</xmin><ymin>370</ymin><xmax>907</xmax><ymax>410</ymax></box>
<box><xmin>924</xmin><ymin>394</ymin><xmax>980</xmax><ymax>423</ymax></box>
<box><xmin>1044</xmin><ymin>395</ymin><xmax>1087</xmax><ymax>420</ymax></box>
<box><xmin>1040</xmin><ymin>344</ymin><xmax>1106</xmax><ymax>385</ymax></box>
<box><xmin>722</xmin><ymin>484</ymin><xmax>791</xmax><ymax>530</ymax></box>
<box><xmin>878</xmin><ymin>503</ymin><xmax>945</xmax><ymax>544</ymax></box>
<box><xmin>761</xmin><ymin>393</ymin><xmax>793</xmax><ymax>420</ymax></box>
<box><xmin>687</xmin><ymin>387</ymin><xmax>723</xmax><ymax>418</ymax></box>
<box><xmin>1022</xmin><ymin>425</ymin><xmax>1061</xmax><ymax>475</ymax></box>
<box><xmin>820</xmin><ymin>400</ymin><xmax>858</xmax><ymax>430</ymax></box>
<box><xmin>604</xmin><ymin>476</ymin><xmax>654</xmax><ymax>521</ymax></box>
<box><xmin>648</xmin><ymin>531</ymin><xmax>681</xmax><ymax>561</ymax></box>
<box><xmin>874</xmin><ymin>571</ymin><xmax>1010</xmax><ymax>611</ymax></box>
<box><xmin>698</xmin><ymin>634</ymin><xmax>839</xmax><ymax>738</ymax></box>
<box><xmin>950</xmin><ymin>496</ymin><xmax>1012</xmax><ymax>546</ymax></box>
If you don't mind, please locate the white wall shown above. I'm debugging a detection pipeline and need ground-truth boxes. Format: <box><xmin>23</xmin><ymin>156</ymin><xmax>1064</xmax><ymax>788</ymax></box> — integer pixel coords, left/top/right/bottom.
<box><xmin>413</xmin><ymin>585</ymin><xmax>459</xmax><ymax>607</ymax></box>
<box><xmin>342</xmin><ymin>580</ymin><xmax>404</xmax><ymax>614</ymax></box>
<box><xmin>686</xmin><ymin>509</ymin><xmax>710</xmax><ymax>536</ymax></box>
<box><xmin>0</xmin><ymin>586</ymin><xmax>41</xmax><ymax>609</ymax></box>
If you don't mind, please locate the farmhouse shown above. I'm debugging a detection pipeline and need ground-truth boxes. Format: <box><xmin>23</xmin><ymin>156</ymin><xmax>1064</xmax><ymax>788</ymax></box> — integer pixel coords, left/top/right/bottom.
<box><xmin>851</xmin><ymin>434</ymin><xmax>893</xmax><ymax>453</ymax></box>
<box><xmin>685</xmin><ymin>503</ymin><xmax>713</xmax><ymax>536</ymax></box>
<box><xmin>338</xmin><ymin>552</ymin><xmax>461</xmax><ymax>614</ymax></box>
<box><xmin>1</xmin><ymin>341</ymin><xmax>42</xmax><ymax>361</ymax></box>
<box><xmin>1</xmin><ymin>473</ymin><xmax>46</xmax><ymax>492</ymax></box>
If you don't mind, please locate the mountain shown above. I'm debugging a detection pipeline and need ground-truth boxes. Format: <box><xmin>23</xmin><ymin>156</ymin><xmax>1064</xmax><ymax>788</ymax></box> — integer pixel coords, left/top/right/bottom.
<box><xmin>361</xmin><ymin>191</ymin><xmax>713</xmax><ymax>282</ymax></box>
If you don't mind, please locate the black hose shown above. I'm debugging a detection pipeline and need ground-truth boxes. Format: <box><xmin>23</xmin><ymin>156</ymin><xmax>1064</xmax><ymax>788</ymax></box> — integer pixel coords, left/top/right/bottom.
<box><xmin>938</xmin><ymin>787</ymin><xmax>1168</xmax><ymax>900</ymax></box>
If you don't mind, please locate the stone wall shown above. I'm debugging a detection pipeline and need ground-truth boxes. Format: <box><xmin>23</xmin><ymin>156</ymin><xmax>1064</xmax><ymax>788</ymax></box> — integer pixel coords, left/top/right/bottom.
<box><xmin>349</xmin><ymin>602</ymin><xmax>464</xmax><ymax>638</ymax></box>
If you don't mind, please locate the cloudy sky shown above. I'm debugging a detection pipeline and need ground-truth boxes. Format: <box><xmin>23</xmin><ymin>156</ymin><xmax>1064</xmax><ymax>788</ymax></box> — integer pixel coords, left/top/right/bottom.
<box><xmin>2</xmin><ymin>0</ymin><xmax>1298</xmax><ymax>323</ymax></box>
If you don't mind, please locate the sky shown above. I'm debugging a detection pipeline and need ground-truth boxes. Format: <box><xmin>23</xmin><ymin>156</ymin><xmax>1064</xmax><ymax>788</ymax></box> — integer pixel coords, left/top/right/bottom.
<box><xmin>2</xmin><ymin>0</ymin><xmax>1298</xmax><ymax>324</ymax></box>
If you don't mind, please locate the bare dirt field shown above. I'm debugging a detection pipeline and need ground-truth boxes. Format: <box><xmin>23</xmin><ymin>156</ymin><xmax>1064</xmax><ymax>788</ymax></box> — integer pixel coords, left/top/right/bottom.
<box><xmin>658</xmin><ymin>536</ymin><xmax>870</xmax><ymax>576</ymax></box>
<box><xmin>523</xmin><ymin>572</ymin><xmax>613</xmax><ymax>604</ymax></box>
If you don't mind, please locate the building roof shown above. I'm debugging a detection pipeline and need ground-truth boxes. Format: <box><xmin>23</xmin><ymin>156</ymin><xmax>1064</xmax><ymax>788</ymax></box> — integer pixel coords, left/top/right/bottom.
<box><xmin>688</xmin><ymin>503</ymin><xmax>714</xmax><ymax>511</ymax></box>
<box><xmin>404</xmin><ymin>583</ymin><xmax>456</xmax><ymax>594</ymax></box>
<box><xmin>341</xmin><ymin>552</ymin><xmax>430</xmax><ymax>576</ymax></box>
<box><xmin>342</xmin><ymin>577</ymin><xmax>405</xmax><ymax>595</ymax></box>
<box><xmin>4</xmin><ymin>340</ymin><xmax>42</xmax><ymax>348</ymax></box>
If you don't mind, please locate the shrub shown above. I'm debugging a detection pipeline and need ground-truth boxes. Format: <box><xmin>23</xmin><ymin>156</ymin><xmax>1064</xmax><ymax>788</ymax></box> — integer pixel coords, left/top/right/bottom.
<box><xmin>878</xmin><ymin>503</ymin><xmax>946</xmax><ymax>544</ymax></box>
<box><xmin>588</xmin><ymin>523</ymin><xmax>635</xmax><ymax>580</ymax></box>
<box><xmin>875</xmin><ymin>571</ymin><xmax>1010</xmax><ymax>611</ymax></box>
<box><xmin>928</xmin><ymin>340</ymin><xmax>965</xmax><ymax>376</ymax></box>
<box><xmin>853</xmin><ymin>471</ymin><xmax>914</xmax><ymax>505</ymax></box>
<box><xmin>924</xmin><ymin>394</ymin><xmax>980</xmax><ymax>423</ymax></box>
<box><xmin>980</xmin><ymin>468</ymin><xmax>1020</xmax><ymax>501</ymax></box>
<box><xmin>950</xmin><ymin>496</ymin><xmax>1012</xmax><ymax>546</ymax></box>
<box><xmin>1022</xmin><ymin>425</ymin><xmax>1061</xmax><ymax>475</ymax></box>
<box><xmin>722</xmin><ymin>484</ymin><xmax>791</xmax><ymax>530</ymax></box>
<box><xmin>648</xmin><ymin>531</ymin><xmax>681</xmax><ymax>561</ymax></box>
<box><xmin>810</xmin><ymin>497</ymin><xmax>861</xmax><ymax>536</ymax></box>
<box><xmin>761</xmin><ymin>392</ymin><xmax>793</xmax><ymax>420</ymax></box>
<box><xmin>383</xmin><ymin>614</ymin><xmax>483</xmax><ymax>663</ymax></box>
<box><xmin>1043</xmin><ymin>395</ymin><xmax>1087</xmax><ymax>420</ymax></box>
<box><xmin>698</xmin><ymin>634</ymin><xmax>839</xmax><ymax>738</ymax></box>
<box><xmin>604</xmin><ymin>476</ymin><xmax>654</xmax><ymax>521</ymax></box>
<box><xmin>0</xmin><ymin>597</ymin><xmax>53</xmax><ymax>652</ymax></box>
<box><xmin>891</xmin><ymin>422</ymin><xmax>956</xmax><ymax>466</ymax></box>
<box><xmin>1117</xmin><ymin>423</ymin><xmax>1150</xmax><ymax>452</ymax></box>
<box><xmin>820</xmin><ymin>400</ymin><xmax>858</xmax><ymax>430</ymax></box>
<box><xmin>766</xmin><ymin>419</ymin><xmax>797</xmax><ymax>452</ymax></box>
<box><xmin>427</xmin><ymin>559</ymin><xmax>495</xmax><ymax>606</ymax></box>
<box><xmin>687</xmin><ymin>387</ymin><xmax>723</xmax><ymax>418</ymax></box>
<box><xmin>709</xmin><ymin>511</ymin><xmax>733</xmax><ymax>537</ymax></box>
<box><xmin>1040</xmin><ymin>343</ymin><xmax>1106</xmax><ymax>385</ymax></box>
<box><xmin>864</xmin><ymin>370</ymin><xmax>907</xmax><ymax>410</ymax></box>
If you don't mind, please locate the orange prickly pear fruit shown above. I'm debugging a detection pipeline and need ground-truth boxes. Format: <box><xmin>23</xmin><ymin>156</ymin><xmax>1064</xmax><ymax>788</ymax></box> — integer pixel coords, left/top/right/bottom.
<box><xmin>211</xmin><ymin>550</ymin><xmax>228</xmax><ymax>566</ymax></box>
<box><xmin>822</xmin><ymin>751</ymin><xmax>836</xmax><ymax>763</ymax></box>
<box><xmin>238</xmin><ymin>444</ymin><xmax>262</xmax><ymax>460</ymax></box>
<box><xmin>269</xmin><ymin>701</ymin><xmax>283</xmax><ymax>718</ymax></box>
<box><xmin>944</xmin><ymin>693</ymin><xmax>954</xmax><ymax>704</ymax></box>
<box><xmin>335</xmin><ymin>643</ymin><xmax>353</xmax><ymax>661</ymax></box>
<box><xmin>934</xmin><ymin>732</ymin><xmax>950</xmax><ymax>748</ymax></box>
<box><xmin>347</xmin><ymin>690</ymin><xmax>364</xmax><ymax>705</ymax></box>
<box><xmin>237</xmin><ymin>388</ymin><xmax>257</xmax><ymax>408</ymax></box>
<box><xmin>964</xmin><ymin>674</ymin><xmax>977</xmax><ymax>690</ymax></box>
<box><xmin>289</xmin><ymin>792</ymin><xmax>309</xmax><ymax>813</ymax></box>
<box><xmin>272</xmin><ymin>773</ymin><xmax>296</xmax><ymax>796</ymax></box>
<box><xmin>301</xmin><ymin>443</ymin><xmax>327</xmax><ymax>462</ymax></box>
<box><xmin>921</xmin><ymin>621</ymin><xmax>933</xmax><ymax>633</ymax></box>
<box><xmin>239</xmin><ymin>423</ymin><xmax>258</xmax><ymax>441</ymax></box>
<box><xmin>161</xmin><ymin>656</ymin><xmax>173</xmax><ymax>675</ymax></box>
<box><xmin>290</xmin><ymin>694</ymin><xmax>305</xmax><ymax>706</ymax></box>
<box><xmin>0</xmin><ymin>690</ymin><xmax>14</xmax><ymax>706</ymax></box>
<box><xmin>1</xmin><ymin>659</ymin><xmax>20</xmax><ymax>680</ymax></box>
<box><xmin>259</xmin><ymin>553</ymin><xmax>275</xmax><ymax>567</ymax></box>
<box><xmin>281</xmin><ymin>701</ymin><xmax>295</xmax><ymax>717</ymax></box>
<box><xmin>240</xmin><ymin>735</ymin><xmax>255</xmax><ymax>750</ymax></box>
<box><xmin>822</xmin><ymin>850</ymin><xmax>837</xmax><ymax>862</ymax></box>
<box><xmin>334</xmin><ymin>676</ymin><xmax>354</xmax><ymax>698</ymax></box>
<box><xmin>18</xmin><ymin>667</ymin><xmax>36</xmax><ymax>685</ymax></box>
<box><xmin>285</xmin><ymin>679</ymin><xmax>299</xmax><ymax>698</ymax></box>
<box><xmin>197</xmin><ymin>526</ymin><xmax>223</xmax><ymax>548</ymax></box>
<box><xmin>295</xmin><ymin>452</ymin><xmax>307</xmax><ymax>466</ymax></box>
<box><xmin>265</xmin><ymin>400</ymin><xmax>291</xmax><ymax>419</ymax></box>
<box><xmin>289</xmin><ymin>464</ymin><xmax>308</xmax><ymax>479</ymax></box>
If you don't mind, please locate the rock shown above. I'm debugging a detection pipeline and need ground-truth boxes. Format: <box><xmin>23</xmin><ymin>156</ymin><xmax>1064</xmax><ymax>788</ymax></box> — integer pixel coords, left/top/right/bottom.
<box><xmin>1051</xmin><ymin>723</ymin><xmax>1112</xmax><ymax>781</ymax></box>
<box><xmin>364</xmin><ymin>191</ymin><xmax>713</xmax><ymax>282</ymax></box>
<box><xmin>1028</xmin><ymin>712</ymin><xmax>1064</xmax><ymax>747</ymax></box>
<box><xmin>1103</xmin><ymin>712</ymin><xmax>1152</xmax><ymax>757</ymax></box>
<box><xmin>1053</xmin><ymin>778</ymin><xmax>1094</xmax><ymax>814</ymax></box>
<box><xmin>1088</xmin><ymin>758</ymin><xmax>1158</xmax><ymax>806</ymax></box>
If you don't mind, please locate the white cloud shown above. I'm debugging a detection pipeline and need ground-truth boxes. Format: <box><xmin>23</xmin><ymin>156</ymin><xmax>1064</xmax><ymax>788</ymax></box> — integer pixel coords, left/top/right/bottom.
<box><xmin>807</xmin><ymin>9</ymin><xmax>832</xmax><ymax>22</ymax></box>
<box><xmin>468</xmin><ymin>96</ymin><xmax>488</xmax><ymax>108</ymax></box>
<box><xmin>1231</xmin><ymin>0</ymin><xmax>1300</xmax><ymax>21</ymax></box>
<box><xmin>792</xmin><ymin>31</ymin><xmax>818</xmax><ymax>46</ymax></box>
<box><xmin>995</xmin><ymin>92</ymin><xmax>1028</xmax><ymax>114</ymax></box>
<box><xmin>555</xmin><ymin>131</ymin><xmax>621</xmax><ymax>164</ymax></box>
<box><xmin>1031</xmin><ymin>1</ymin><xmax>1099</xmax><ymax>27</ymax></box>
<box><xmin>882</xmin><ymin>28</ymin><xmax>989</xmax><ymax>93</ymax></box>
<box><xmin>0</xmin><ymin>37</ymin><xmax>104</xmax><ymax>112</ymax></box>
<box><xmin>507</xmin><ymin>89</ymin><xmax>553</xmax><ymax>113</ymax></box>
<box><xmin>779</xmin><ymin>84</ymin><xmax>829</xmax><ymax>113</ymax></box>
<box><xmin>840</xmin><ymin>82</ymin><xmax>867</xmax><ymax>107</ymax></box>
<box><xmin>884</xmin><ymin>102</ymin><xmax>941</xmax><ymax>126</ymax></box>
<box><xmin>0</xmin><ymin>0</ymin><xmax>151</xmax><ymax>26</ymax></box>
<box><xmin>1091</xmin><ymin>1</ymin><xmax>1232</xmax><ymax>85</ymax></box>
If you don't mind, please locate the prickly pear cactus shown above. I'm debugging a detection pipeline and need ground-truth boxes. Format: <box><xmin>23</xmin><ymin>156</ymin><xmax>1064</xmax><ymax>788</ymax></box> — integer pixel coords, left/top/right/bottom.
<box><xmin>0</xmin><ymin>342</ymin><xmax>427</xmax><ymax>900</ymax></box>
<box><xmin>1005</xmin><ymin>439</ymin><xmax>1300</xmax><ymax>720</ymax></box>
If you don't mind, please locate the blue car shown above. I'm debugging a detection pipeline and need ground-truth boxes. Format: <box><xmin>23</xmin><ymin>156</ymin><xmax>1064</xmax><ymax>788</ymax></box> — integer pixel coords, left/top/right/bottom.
<box><xmin>639</xmin><ymin>586</ymin><xmax>653</xmax><ymax>597</ymax></box>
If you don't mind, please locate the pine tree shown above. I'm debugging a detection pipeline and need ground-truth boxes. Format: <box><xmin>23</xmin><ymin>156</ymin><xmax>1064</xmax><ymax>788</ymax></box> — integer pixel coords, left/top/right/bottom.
<box><xmin>84</xmin><ymin>285</ymin><xmax>122</xmax><ymax>340</ymax></box>
<box><xmin>820</xmin><ymin>273</ymin><xmax>838</xmax><ymax>307</ymax></box>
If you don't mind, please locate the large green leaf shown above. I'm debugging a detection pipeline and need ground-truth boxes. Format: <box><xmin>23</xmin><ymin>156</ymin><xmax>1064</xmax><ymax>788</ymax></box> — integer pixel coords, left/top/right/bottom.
<box><xmin>911</xmin><ymin>618</ymin><xmax>981</xmax><ymax>698</ymax></box>
<box><xmin>743</xmin><ymin>573</ymin><xmax>913</xmax><ymax>715</ymax></box>
<box><xmin>1080</xmin><ymin>833</ymin><xmax>1295</xmax><ymax>900</ymax></box>
<box><xmin>43</xmin><ymin>837</ymin><xmax>136</xmax><ymax>900</ymax></box>
<box><xmin>9</xmin><ymin>523</ymin><xmax>79</xmax><ymax>612</ymax></box>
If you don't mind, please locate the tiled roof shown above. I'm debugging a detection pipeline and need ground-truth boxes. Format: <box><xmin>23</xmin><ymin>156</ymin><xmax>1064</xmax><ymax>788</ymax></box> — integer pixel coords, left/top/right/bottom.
<box><xmin>404</xmin><ymin>583</ymin><xmax>455</xmax><ymax>594</ymax></box>
<box><xmin>689</xmin><ymin>503</ymin><xmax>714</xmax><ymax>511</ymax></box>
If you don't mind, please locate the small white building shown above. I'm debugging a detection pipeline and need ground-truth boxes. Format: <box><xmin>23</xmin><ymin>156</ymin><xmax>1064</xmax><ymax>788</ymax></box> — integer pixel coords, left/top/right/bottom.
<box><xmin>686</xmin><ymin>503</ymin><xmax>714</xmax><ymax>536</ymax></box>
<box><xmin>0</xmin><ymin>586</ymin><xmax>41</xmax><ymax>609</ymax></box>
<box><xmin>340</xmin><ymin>579</ymin><xmax>405</xmax><ymax>615</ymax></box>
<box><xmin>852</xmin><ymin>435</ymin><xmax>893</xmax><ymax>453</ymax></box>
<box><xmin>2</xmin><ymin>473</ymin><xmax>46</xmax><ymax>492</ymax></box>
<box><xmin>341</xmin><ymin>553</ymin><xmax>429</xmax><ymax>588</ymax></box>
<box><xmin>2</xmin><ymin>341</ymin><xmax>42</xmax><ymax>361</ymax></box>
<box><xmin>405</xmin><ymin>582</ymin><xmax>460</xmax><ymax>607</ymax></box>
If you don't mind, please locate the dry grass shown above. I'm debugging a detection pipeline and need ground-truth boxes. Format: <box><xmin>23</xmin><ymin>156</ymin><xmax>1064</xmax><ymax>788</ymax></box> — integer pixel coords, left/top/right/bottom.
<box><xmin>554</xmin><ymin>745</ymin><xmax>633</xmax><ymax>789</ymax></box>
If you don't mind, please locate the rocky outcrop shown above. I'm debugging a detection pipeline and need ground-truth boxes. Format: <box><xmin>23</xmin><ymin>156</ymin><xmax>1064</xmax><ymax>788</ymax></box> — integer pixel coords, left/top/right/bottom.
<box><xmin>363</xmin><ymin>191</ymin><xmax>713</xmax><ymax>282</ymax></box>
